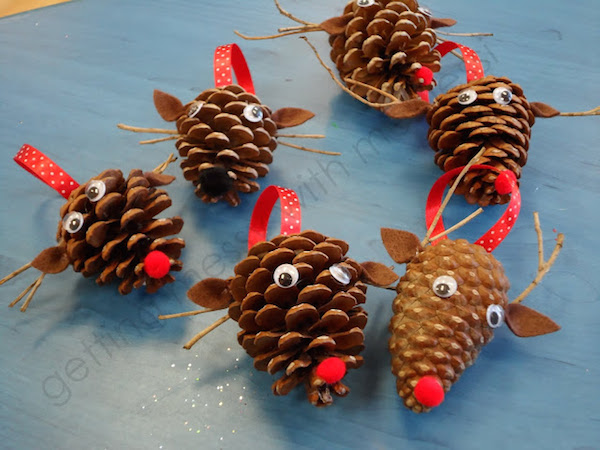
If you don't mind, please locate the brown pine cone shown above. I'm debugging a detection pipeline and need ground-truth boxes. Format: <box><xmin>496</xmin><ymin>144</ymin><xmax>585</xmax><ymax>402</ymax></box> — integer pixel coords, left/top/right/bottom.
<box><xmin>389</xmin><ymin>238</ymin><xmax>509</xmax><ymax>413</ymax></box>
<box><xmin>328</xmin><ymin>0</ymin><xmax>442</xmax><ymax>104</ymax></box>
<box><xmin>426</xmin><ymin>75</ymin><xmax>536</xmax><ymax>206</ymax></box>
<box><xmin>57</xmin><ymin>168</ymin><xmax>185</xmax><ymax>295</ymax></box>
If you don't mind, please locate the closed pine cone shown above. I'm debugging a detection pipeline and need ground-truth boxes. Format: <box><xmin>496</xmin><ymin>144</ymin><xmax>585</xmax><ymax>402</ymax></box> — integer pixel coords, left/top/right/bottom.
<box><xmin>227</xmin><ymin>230</ymin><xmax>368</xmax><ymax>407</ymax></box>
<box><xmin>175</xmin><ymin>84</ymin><xmax>277</xmax><ymax>206</ymax></box>
<box><xmin>329</xmin><ymin>0</ymin><xmax>441</xmax><ymax>104</ymax></box>
<box><xmin>389</xmin><ymin>239</ymin><xmax>509</xmax><ymax>413</ymax></box>
<box><xmin>426</xmin><ymin>75</ymin><xmax>536</xmax><ymax>206</ymax></box>
<box><xmin>57</xmin><ymin>169</ymin><xmax>184</xmax><ymax>295</ymax></box>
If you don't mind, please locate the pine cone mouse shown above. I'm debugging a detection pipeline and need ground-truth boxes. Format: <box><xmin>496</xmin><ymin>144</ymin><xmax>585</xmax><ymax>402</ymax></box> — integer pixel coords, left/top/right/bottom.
<box><xmin>380</xmin><ymin>165</ymin><xmax>562</xmax><ymax>413</ymax></box>
<box><xmin>164</xmin><ymin>186</ymin><xmax>397</xmax><ymax>406</ymax></box>
<box><xmin>1</xmin><ymin>145</ymin><xmax>184</xmax><ymax>311</ymax></box>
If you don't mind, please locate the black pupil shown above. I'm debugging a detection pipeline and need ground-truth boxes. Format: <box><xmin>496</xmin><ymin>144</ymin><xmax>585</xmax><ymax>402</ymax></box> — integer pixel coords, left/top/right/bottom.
<box><xmin>436</xmin><ymin>283</ymin><xmax>449</xmax><ymax>295</ymax></box>
<box><xmin>459</xmin><ymin>93</ymin><xmax>470</xmax><ymax>103</ymax></box>
<box><xmin>501</xmin><ymin>91</ymin><xmax>510</xmax><ymax>101</ymax></box>
<box><xmin>278</xmin><ymin>272</ymin><xmax>293</xmax><ymax>287</ymax></box>
<box><xmin>490</xmin><ymin>311</ymin><xmax>499</xmax><ymax>325</ymax></box>
<box><xmin>252</xmin><ymin>107</ymin><xmax>260</xmax><ymax>117</ymax></box>
<box><xmin>88</xmin><ymin>187</ymin><xmax>99</xmax><ymax>198</ymax></box>
<box><xmin>69</xmin><ymin>218</ymin><xmax>80</xmax><ymax>230</ymax></box>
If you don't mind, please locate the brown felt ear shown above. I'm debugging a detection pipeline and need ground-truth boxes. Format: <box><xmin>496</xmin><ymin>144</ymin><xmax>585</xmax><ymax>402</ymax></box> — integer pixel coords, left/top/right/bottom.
<box><xmin>271</xmin><ymin>108</ymin><xmax>315</xmax><ymax>129</ymax></box>
<box><xmin>31</xmin><ymin>246</ymin><xmax>70</xmax><ymax>274</ymax></box>
<box><xmin>505</xmin><ymin>303</ymin><xmax>561</xmax><ymax>337</ymax></box>
<box><xmin>187</xmin><ymin>278</ymin><xmax>232</xmax><ymax>310</ymax></box>
<box><xmin>381</xmin><ymin>228</ymin><xmax>422</xmax><ymax>264</ymax></box>
<box><xmin>360</xmin><ymin>261</ymin><xmax>399</xmax><ymax>287</ymax></box>
<box><xmin>429</xmin><ymin>17</ymin><xmax>457</xmax><ymax>28</ymax></box>
<box><xmin>530</xmin><ymin>102</ymin><xmax>561</xmax><ymax>118</ymax></box>
<box><xmin>384</xmin><ymin>99</ymin><xmax>432</xmax><ymax>119</ymax></box>
<box><xmin>144</xmin><ymin>172</ymin><xmax>176</xmax><ymax>187</ymax></box>
<box><xmin>153</xmin><ymin>89</ymin><xmax>185</xmax><ymax>122</ymax></box>
<box><xmin>319</xmin><ymin>16</ymin><xmax>349</xmax><ymax>35</ymax></box>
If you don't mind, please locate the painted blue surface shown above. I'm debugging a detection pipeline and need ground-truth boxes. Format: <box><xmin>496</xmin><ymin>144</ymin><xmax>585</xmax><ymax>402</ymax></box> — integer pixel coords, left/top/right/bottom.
<box><xmin>0</xmin><ymin>1</ymin><xmax>598</xmax><ymax>448</ymax></box>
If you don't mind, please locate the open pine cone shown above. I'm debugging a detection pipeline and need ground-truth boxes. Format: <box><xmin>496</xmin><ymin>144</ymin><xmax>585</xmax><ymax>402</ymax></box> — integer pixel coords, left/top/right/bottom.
<box><xmin>56</xmin><ymin>168</ymin><xmax>185</xmax><ymax>294</ymax></box>
<box><xmin>153</xmin><ymin>86</ymin><xmax>316</xmax><ymax>207</ymax></box>
<box><xmin>426</xmin><ymin>75</ymin><xmax>536</xmax><ymax>206</ymax></box>
<box><xmin>186</xmin><ymin>229</ymin><xmax>397</xmax><ymax>406</ymax></box>
<box><xmin>327</xmin><ymin>0</ymin><xmax>453</xmax><ymax>104</ymax></box>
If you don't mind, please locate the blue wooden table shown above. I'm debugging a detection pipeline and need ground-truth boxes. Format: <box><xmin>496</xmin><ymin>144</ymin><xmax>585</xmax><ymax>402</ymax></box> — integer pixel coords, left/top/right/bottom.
<box><xmin>1</xmin><ymin>1</ymin><xmax>598</xmax><ymax>448</ymax></box>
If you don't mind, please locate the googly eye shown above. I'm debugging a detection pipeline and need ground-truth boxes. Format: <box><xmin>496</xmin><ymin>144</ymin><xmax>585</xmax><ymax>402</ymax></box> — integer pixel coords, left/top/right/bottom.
<box><xmin>457</xmin><ymin>88</ymin><xmax>478</xmax><ymax>106</ymax></box>
<box><xmin>486</xmin><ymin>304</ymin><xmax>505</xmax><ymax>328</ymax></box>
<box><xmin>273</xmin><ymin>264</ymin><xmax>300</xmax><ymax>289</ymax></box>
<box><xmin>62</xmin><ymin>211</ymin><xmax>84</xmax><ymax>234</ymax></box>
<box><xmin>243</xmin><ymin>104</ymin><xmax>263</xmax><ymax>123</ymax></box>
<box><xmin>85</xmin><ymin>180</ymin><xmax>106</xmax><ymax>202</ymax></box>
<box><xmin>432</xmin><ymin>275</ymin><xmax>457</xmax><ymax>298</ymax></box>
<box><xmin>418</xmin><ymin>6</ymin><xmax>432</xmax><ymax>16</ymax></box>
<box><xmin>187</xmin><ymin>102</ymin><xmax>203</xmax><ymax>118</ymax></box>
<box><xmin>330</xmin><ymin>263</ymin><xmax>351</xmax><ymax>285</ymax></box>
<box><xmin>493</xmin><ymin>87</ymin><xmax>513</xmax><ymax>105</ymax></box>
<box><xmin>356</xmin><ymin>0</ymin><xmax>376</xmax><ymax>6</ymax></box>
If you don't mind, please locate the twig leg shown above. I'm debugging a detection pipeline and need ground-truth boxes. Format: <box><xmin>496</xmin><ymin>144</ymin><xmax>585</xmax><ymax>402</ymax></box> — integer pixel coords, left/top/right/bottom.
<box><xmin>158</xmin><ymin>309</ymin><xmax>217</xmax><ymax>320</ymax></box>
<box><xmin>20</xmin><ymin>273</ymin><xmax>46</xmax><ymax>312</ymax></box>
<box><xmin>183</xmin><ymin>314</ymin><xmax>230</xmax><ymax>350</ymax></box>
<box><xmin>153</xmin><ymin>153</ymin><xmax>177</xmax><ymax>174</ymax></box>
<box><xmin>0</xmin><ymin>262</ymin><xmax>32</xmax><ymax>285</ymax></box>
<box><xmin>278</xmin><ymin>140</ymin><xmax>341</xmax><ymax>156</ymax></box>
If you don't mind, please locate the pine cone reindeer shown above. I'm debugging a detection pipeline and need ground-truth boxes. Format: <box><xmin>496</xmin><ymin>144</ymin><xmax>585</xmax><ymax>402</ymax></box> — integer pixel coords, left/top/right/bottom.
<box><xmin>0</xmin><ymin>145</ymin><xmax>185</xmax><ymax>312</ymax></box>
<box><xmin>119</xmin><ymin>44</ymin><xmax>338</xmax><ymax>207</ymax></box>
<box><xmin>379</xmin><ymin>160</ymin><xmax>563</xmax><ymax>413</ymax></box>
<box><xmin>160</xmin><ymin>186</ymin><xmax>398</xmax><ymax>406</ymax></box>
<box><xmin>235</xmin><ymin>0</ymin><xmax>481</xmax><ymax>107</ymax></box>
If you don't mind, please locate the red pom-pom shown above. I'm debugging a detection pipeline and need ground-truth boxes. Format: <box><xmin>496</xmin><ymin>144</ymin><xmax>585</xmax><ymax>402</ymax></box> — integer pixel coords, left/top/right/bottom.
<box><xmin>315</xmin><ymin>357</ymin><xmax>346</xmax><ymax>384</ymax></box>
<box><xmin>144</xmin><ymin>250</ymin><xmax>171</xmax><ymax>279</ymax></box>
<box><xmin>495</xmin><ymin>171</ymin><xmax>516</xmax><ymax>195</ymax></box>
<box><xmin>414</xmin><ymin>376</ymin><xmax>445</xmax><ymax>408</ymax></box>
<box><xmin>415</xmin><ymin>67</ymin><xmax>434</xmax><ymax>86</ymax></box>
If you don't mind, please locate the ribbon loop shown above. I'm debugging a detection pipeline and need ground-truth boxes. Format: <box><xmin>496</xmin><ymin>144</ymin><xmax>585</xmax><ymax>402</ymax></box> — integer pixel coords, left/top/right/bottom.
<box><xmin>425</xmin><ymin>165</ymin><xmax>521</xmax><ymax>252</ymax></box>
<box><xmin>435</xmin><ymin>41</ymin><xmax>484</xmax><ymax>82</ymax></box>
<box><xmin>14</xmin><ymin>144</ymin><xmax>79</xmax><ymax>199</ymax></box>
<box><xmin>248</xmin><ymin>186</ymin><xmax>302</xmax><ymax>251</ymax></box>
<box><xmin>214</xmin><ymin>43</ymin><xmax>256</xmax><ymax>94</ymax></box>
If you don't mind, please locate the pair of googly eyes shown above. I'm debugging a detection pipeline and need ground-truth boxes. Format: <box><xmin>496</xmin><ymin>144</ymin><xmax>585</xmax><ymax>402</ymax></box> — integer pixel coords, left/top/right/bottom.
<box><xmin>61</xmin><ymin>180</ymin><xmax>107</xmax><ymax>234</ymax></box>
<box><xmin>188</xmin><ymin>102</ymin><xmax>263</xmax><ymax>123</ymax></box>
<box><xmin>273</xmin><ymin>263</ymin><xmax>352</xmax><ymax>289</ymax></box>
<box><xmin>457</xmin><ymin>87</ymin><xmax>513</xmax><ymax>106</ymax></box>
<box><xmin>432</xmin><ymin>275</ymin><xmax>505</xmax><ymax>328</ymax></box>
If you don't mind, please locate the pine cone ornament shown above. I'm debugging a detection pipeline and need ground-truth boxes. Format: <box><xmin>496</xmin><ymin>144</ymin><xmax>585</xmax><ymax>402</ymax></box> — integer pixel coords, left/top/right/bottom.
<box><xmin>177</xmin><ymin>186</ymin><xmax>397</xmax><ymax>406</ymax></box>
<box><xmin>328</xmin><ymin>0</ymin><xmax>443</xmax><ymax>104</ymax></box>
<box><xmin>426</xmin><ymin>75</ymin><xmax>536</xmax><ymax>206</ymax></box>
<box><xmin>380</xmin><ymin>167</ymin><xmax>562</xmax><ymax>413</ymax></box>
<box><xmin>1</xmin><ymin>145</ymin><xmax>184</xmax><ymax>311</ymax></box>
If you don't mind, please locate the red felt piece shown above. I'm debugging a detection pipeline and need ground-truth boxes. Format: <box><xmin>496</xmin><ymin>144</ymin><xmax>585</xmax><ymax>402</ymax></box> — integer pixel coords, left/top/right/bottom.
<box><xmin>214</xmin><ymin>43</ymin><xmax>255</xmax><ymax>94</ymax></box>
<box><xmin>315</xmin><ymin>357</ymin><xmax>346</xmax><ymax>384</ymax></box>
<box><xmin>14</xmin><ymin>144</ymin><xmax>79</xmax><ymax>199</ymax></box>
<box><xmin>144</xmin><ymin>250</ymin><xmax>171</xmax><ymax>279</ymax></box>
<box><xmin>153</xmin><ymin>90</ymin><xmax>185</xmax><ymax>122</ymax></box>
<box><xmin>248</xmin><ymin>186</ymin><xmax>301</xmax><ymax>250</ymax></box>
<box><xmin>414</xmin><ymin>376</ymin><xmax>445</xmax><ymax>407</ymax></box>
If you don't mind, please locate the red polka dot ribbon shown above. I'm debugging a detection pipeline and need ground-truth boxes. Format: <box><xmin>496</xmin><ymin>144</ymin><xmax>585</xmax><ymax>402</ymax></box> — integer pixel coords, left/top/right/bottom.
<box><xmin>213</xmin><ymin>43</ymin><xmax>255</xmax><ymax>94</ymax></box>
<box><xmin>248</xmin><ymin>185</ymin><xmax>302</xmax><ymax>251</ymax></box>
<box><xmin>435</xmin><ymin>41</ymin><xmax>484</xmax><ymax>82</ymax></box>
<box><xmin>425</xmin><ymin>165</ymin><xmax>521</xmax><ymax>252</ymax></box>
<box><xmin>14</xmin><ymin>144</ymin><xmax>80</xmax><ymax>199</ymax></box>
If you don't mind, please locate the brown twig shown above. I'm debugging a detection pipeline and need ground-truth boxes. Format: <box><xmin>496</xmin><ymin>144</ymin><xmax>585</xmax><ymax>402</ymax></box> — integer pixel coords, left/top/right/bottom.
<box><xmin>117</xmin><ymin>123</ymin><xmax>179</xmax><ymax>135</ymax></box>
<box><xmin>428</xmin><ymin>208</ymin><xmax>484</xmax><ymax>243</ymax></box>
<box><xmin>559</xmin><ymin>106</ymin><xmax>600</xmax><ymax>117</ymax></box>
<box><xmin>19</xmin><ymin>273</ymin><xmax>46</xmax><ymax>312</ymax></box>
<box><xmin>436</xmin><ymin>31</ymin><xmax>493</xmax><ymax>37</ymax></box>
<box><xmin>275</xmin><ymin>133</ymin><xmax>325</xmax><ymax>139</ymax></box>
<box><xmin>278</xmin><ymin>25</ymin><xmax>321</xmax><ymax>32</ymax></box>
<box><xmin>512</xmin><ymin>212</ymin><xmax>564</xmax><ymax>304</ymax></box>
<box><xmin>153</xmin><ymin>153</ymin><xmax>177</xmax><ymax>174</ymax></box>
<box><xmin>422</xmin><ymin>146</ymin><xmax>488</xmax><ymax>246</ymax></box>
<box><xmin>183</xmin><ymin>314</ymin><xmax>230</xmax><ymax>350</ymax></box>
<box><xmin>158</xmin><ymin>309</ymin><xmax>218</xmax><ymax>320</ymax></box>
<box><xmin>140</xmin><ymin>135</ymin><xmax>180</xmax><ymax>145</ymax></box>
<box><xmin>278</xmin><ymin>140</ymin><xmax>341</xmax><ymax>156</ymax></box>
<box><xmin>273</xmin><ymin>0</ymin><xmax>314</xmax><ymax>25</ymax></box>
<box><xmin>343</xmin><ymin>78</ymin><xmax>402</xmax><ymax>104</ymax></box>
<box><xmin>0</xmin><ymin>262</ymin><xmax>32</xmax><ymax>285</ymax></box>
<box><xmin>234</xmin><ymin>27</ymin><xmax>321</xmax><ymax>41</ymax></box>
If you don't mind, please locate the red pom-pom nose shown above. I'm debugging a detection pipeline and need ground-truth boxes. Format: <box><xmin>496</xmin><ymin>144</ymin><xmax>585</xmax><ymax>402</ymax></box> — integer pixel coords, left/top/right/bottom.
<box><xmin>494</xmin><ymin>170</ymin><xmax>516</xmax><ymax>195</ymax></box>
<box><xmin>414</xmin><ymin>376</ymin><xmax>445</xmax><ymax>408</ymax></box>
<box><xmin>415</xmin><ymin>67</ymin><xmax>434</xmax><ymax>86</ymax></box>
<box><xmin>315</xmin><ymin>357</ymin><xmax>347</xmax><ymax>384</ymax></box>
<box><xmin>143</xmin><ymin>251</ymin><xmax>171</xmax><ymax>279</ymax></box>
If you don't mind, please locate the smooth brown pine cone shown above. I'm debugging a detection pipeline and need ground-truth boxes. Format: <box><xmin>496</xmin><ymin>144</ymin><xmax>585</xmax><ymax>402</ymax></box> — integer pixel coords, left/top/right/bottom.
<box><xmin>329</xmin><ymin>0</ymin><xmax>441</xmax><ymax>104</ymax></box>
<box><xmin>389</xmin><ymin>239</ymin><xmax>510</xmax><ymax>412</ymax></box>
<box><xmin>426</xmin><ymin>75</ymin><xmax>536</xmax><ymax>206</ymax></box>
<box><xmin>174</xmin><ymin>84</ymin><xmax>277</xmax><ymax>207</ymax></box>
<box><xmin>57</xmin><ymin>168</ymin><xmax>184</xmax><ymax>295</ymax></box>
<box><xmin>226</xmin><ymin>229</ymin><xmax>369</xmax><ymax>406</ymax></box>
